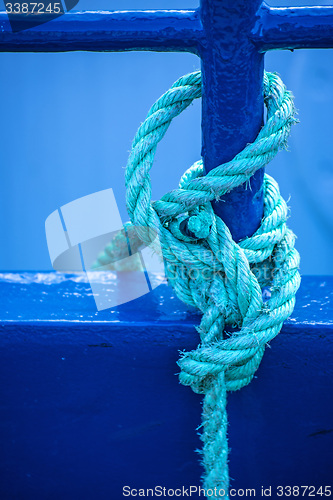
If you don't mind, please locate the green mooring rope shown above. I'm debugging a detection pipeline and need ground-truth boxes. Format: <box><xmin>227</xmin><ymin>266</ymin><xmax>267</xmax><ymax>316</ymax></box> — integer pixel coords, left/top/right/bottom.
<box><xmin>97</xmin><ymin>70</ymin><xmax>301</xmax><ymax>499</ymax></box>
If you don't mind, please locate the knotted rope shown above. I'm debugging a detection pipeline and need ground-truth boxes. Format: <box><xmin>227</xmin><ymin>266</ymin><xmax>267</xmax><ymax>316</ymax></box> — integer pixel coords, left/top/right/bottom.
<box><xmin>97</xmin><ymin>70</ymin><xmax>301</xmax><ymax>498</ymax></box>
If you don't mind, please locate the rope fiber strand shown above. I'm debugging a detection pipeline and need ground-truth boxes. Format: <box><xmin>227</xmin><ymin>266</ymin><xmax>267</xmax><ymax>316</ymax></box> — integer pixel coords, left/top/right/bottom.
<box><xmin>96</xmin><ymin>70</ymin><xmax>301</xmax><ymax>499</ymax></box>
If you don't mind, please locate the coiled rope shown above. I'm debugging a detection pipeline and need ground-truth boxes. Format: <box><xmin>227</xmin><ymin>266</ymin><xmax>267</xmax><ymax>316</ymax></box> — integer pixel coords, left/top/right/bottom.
<box><xmin>97</xmin><ymin>70</ymin><xmax>301</xmax><ymax>499</ymax></box>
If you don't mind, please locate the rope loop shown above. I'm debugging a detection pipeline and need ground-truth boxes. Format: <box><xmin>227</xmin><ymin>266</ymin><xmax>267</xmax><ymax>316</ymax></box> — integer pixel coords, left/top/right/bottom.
<box><xmin>97</xmin><ymin>70</ymin><xmax>301</xmax><ymax>499</ymax></box>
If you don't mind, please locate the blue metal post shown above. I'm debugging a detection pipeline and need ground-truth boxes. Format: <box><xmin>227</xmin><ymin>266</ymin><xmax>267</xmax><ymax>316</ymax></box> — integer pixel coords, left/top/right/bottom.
<box><xmin>200</xmin><ymin>0</ymin><xmax>265</xmax><ymax>241</ymax></box>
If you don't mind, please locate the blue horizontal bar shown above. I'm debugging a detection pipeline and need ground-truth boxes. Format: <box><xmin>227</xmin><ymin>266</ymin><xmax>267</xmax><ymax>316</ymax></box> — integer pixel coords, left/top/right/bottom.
<box><xmin>1</xmin><ymin>6</ymin><xmax>333</xmax><ymax>54</ymax></box>
<box><xmin>0</xmin><ymin>273</ymin><xmax>332</xmax><ymax>497</ymax></box>
<box><xmin>0</xmin><ymin>10</ymin><xmax>203</xmax><ymax>53</ymax></box>
<box><xmin>253</xmin><ymin>4</ymin><xmax>333</xmax><ymax>51</ymax></box>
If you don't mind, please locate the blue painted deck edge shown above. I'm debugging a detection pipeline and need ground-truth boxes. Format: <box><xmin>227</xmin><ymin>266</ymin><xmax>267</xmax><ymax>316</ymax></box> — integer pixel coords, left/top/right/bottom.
<box><xmin>0</xmin><ymin>273</ymin><xmax>332</xmax><ymax>332</ymax></box>
<box><xmin>0</xmin><ymin>274</ymin><xmax>332</xmax><ymax>499</ymax></box>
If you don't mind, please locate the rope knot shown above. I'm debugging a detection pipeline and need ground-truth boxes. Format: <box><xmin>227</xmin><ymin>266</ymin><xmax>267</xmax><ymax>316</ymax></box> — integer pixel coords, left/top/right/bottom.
<box><xmin>97</xmin><ymin>69</ymin><xmax>301</xmax><ymax>498</ymax></box>
<box><xmin>178</xmin><ymin>326</ymin><xmax>268</xmax><ymax>395</ymax></box>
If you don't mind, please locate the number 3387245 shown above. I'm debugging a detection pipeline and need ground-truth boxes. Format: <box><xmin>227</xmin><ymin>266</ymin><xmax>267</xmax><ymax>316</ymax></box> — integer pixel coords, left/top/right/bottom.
<box><xmin>5</xmin><ymin>3</ymin><xmax>62</xmax><ymax>14</ymax></box>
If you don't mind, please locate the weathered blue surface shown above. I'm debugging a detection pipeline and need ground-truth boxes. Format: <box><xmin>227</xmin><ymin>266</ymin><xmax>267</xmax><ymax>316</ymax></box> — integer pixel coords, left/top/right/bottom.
<box><xmin>0</xmin><ymin>273</ymin><xmax>332</xmax><ymax>499</ymax></box>
<box><xmin>253</xmin><ymin>5</ymin><xmax>333</xmax><ymax>51</ymax></box>
<box><xmin>0</xmin><ymin>10</ymin><xmax>203</xmax><ymax>53</ymax></box>
<box><xmin>1</xmin><ymin>5</ymin><xmax>333</xmax><ymax>53</ymax></box>
<box><xmin>200</xmin><ymin>0</ymin><xmax>265</xmax><ymax>241</ymax></box>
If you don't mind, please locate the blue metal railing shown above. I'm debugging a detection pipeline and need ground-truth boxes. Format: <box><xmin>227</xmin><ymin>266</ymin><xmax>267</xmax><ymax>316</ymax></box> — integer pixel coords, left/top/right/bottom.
<box><xmin>1</xmin><ymin>1</ymin><xmax>333</xmax><ymax>239</ymax></box>
<box><xmin>0</xmin><ymin>1</ymin><xmax>333</xmax><ymax>497</ymax></box>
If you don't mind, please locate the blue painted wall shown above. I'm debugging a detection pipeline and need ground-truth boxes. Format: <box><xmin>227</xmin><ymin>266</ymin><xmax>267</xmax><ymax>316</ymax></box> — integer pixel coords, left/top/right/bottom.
<box><xmin>0</xmin><ymin>0</ymin><xmax>332</xmax><ymax>273</ymax></box>
<box><xmin>1</xmin><ymin>274</ymin><xmax>333</xmax><ymax>498</ymax></box>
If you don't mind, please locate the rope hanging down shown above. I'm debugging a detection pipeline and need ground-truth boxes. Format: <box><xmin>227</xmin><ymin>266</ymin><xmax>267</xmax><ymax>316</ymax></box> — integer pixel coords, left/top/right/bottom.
<box><xmin>97</xmin><ymin>70</ymin><xmax>301</xmax><ymax>499</ymax></box>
